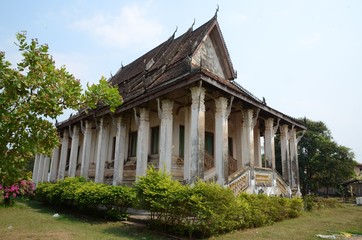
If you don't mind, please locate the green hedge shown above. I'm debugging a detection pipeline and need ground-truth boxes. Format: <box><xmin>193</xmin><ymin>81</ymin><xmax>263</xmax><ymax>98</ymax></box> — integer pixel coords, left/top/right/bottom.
<box><xmin>35</xmin><ymin>171</ymin><xmax>304</xmax><ymax>238</ymax></box>
<box><xmin>36</xmin><ymin>177</ymin><xmax>135</xmax><ymax>220</ymax></box>
<box><xmin>303</xmin><ymin>195</ymin><xmax>341</xmax><ymax>211</ymax></box>
<box><xmin>134</xmin><ymin>167</ymin><xmax>304</xmax><ymax>238</ymax></box>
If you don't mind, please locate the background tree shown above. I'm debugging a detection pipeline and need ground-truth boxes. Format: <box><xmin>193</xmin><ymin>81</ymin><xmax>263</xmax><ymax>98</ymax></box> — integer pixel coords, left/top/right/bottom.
<box><xmin>298</xmin><ymin>118</ymin><xmax>356</xmax><ymax>196</ymax></box>
<box><xmin>0</xmin><ymin>33</ymin><xmax>122</xmax><ymax>187</ymax></box>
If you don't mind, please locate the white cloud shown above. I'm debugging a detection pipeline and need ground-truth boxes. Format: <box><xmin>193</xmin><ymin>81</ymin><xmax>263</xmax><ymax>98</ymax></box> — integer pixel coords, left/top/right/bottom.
<box><xmin>52</xmin><ymin>52</ymin><xmax>94</xmax><ymax>85</ymax></box>
<box><xmin>72</xmin><ymin>4</ymin><xmax>164</xmax><ymax>49</ymax></box>
<box><xmin>299</xmin><ymin>33</ymin><xmax>322</xmax><ymax>46</ymax></box>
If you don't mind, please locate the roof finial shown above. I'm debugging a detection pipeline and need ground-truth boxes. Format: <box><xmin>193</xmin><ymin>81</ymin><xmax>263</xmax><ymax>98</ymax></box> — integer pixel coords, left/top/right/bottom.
<box><xmin>171</xmin><ymin>26</ymin><xmax>178</xmax><ymax>39</ymax></box>
<box><xmin>191</xmin><ymin>18</ymin><xmax>195</xmax><ymax>30</ymax></box>
<box><xmin>215</xmin><ymin>4</ymin><xmax>219</xmax><ymax>19</ymax></box>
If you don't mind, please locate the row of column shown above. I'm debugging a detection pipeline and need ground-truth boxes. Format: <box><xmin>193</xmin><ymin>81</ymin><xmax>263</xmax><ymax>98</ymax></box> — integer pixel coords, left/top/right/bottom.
<box><xmin>32</xmin><ymin>154</ymin><xmax>50</xmax><ymax>184</ymax></box>
<box><xmin>280</xmin><ymin>125</ymin><xmax>302</xmax><ymax>191</ymax></box>
<box><xmin>32</xmin><ymin>99</ymin><xmax>177</xmax><ymax>185</ymax></box>
<box><xmin>185</xmin><ymin>86</ymin><xmax>302</xmax><ymax>190</ymax></box>
<box><xmin>32</xmin><ymin>85</ymin><xmax>301</xmax><ymax>191</ymax></box>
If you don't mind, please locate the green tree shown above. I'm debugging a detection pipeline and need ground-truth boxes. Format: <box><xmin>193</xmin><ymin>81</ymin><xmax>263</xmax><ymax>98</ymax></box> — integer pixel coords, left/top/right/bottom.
<box><xmin>298</xmin><ymin>118</ymin><xmax>355</xmax><ymax>196</ymax></box>
<box><xmin>0</xmin><ymin>33</ymin><xmax>122</xmax><ymax>188</ymax></box>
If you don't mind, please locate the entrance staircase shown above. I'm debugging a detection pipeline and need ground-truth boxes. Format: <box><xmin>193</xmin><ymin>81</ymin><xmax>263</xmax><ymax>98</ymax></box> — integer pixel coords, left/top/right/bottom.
<box><xmin>203</xmin><ymin>153</ymin><xmax>291</xmax><ymax>197</ymax></box>
<box><xmin>226</xmin><ymin>167</ymin><xmax>291</xmax><ymax>197</ymax></box>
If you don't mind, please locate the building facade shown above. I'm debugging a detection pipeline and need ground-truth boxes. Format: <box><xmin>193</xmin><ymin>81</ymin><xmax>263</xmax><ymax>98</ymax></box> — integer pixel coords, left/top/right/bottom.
<box><xmin>32</xmin><ymin>15</ymin><xmax>306</xmax><ymax>196</ymax></box>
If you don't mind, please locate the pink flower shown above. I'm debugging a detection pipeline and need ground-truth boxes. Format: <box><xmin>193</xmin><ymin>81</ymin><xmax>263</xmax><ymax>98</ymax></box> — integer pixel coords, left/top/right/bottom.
<box><xmin>12</xmin><ymin>193</ymin><xmax>16</xmax><ymax>198</ymax></box>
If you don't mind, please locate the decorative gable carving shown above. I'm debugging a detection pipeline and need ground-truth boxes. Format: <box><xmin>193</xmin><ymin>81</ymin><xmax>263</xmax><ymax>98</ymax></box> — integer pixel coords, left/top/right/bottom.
<box><xmin>192</xmin><ymin>35</ymin><xmax>226</xmax><ymax>79</ymax></box>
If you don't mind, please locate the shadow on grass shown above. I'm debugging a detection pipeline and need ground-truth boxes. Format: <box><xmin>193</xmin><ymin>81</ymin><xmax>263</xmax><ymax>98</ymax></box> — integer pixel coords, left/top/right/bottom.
<box><xmin>17</xmin><ymin>198</ymin><xmax>111</xmax><ymax>224</ymax></box>
<box><xmin>102</xmin><ymin>225</ymin><xmax>176</xmax><ymax>240</ymax></box>
<box><xmin>17</xmin><ymin>198</ymin><xmax>175</xmax><ymax>239</ymax></box>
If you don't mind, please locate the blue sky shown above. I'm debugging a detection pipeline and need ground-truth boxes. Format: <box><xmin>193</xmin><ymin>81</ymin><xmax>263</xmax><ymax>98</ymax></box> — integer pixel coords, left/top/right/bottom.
<box><xmin>1</xmin><ymin>0</ymin><xmax>361</xmax><ymax>162</ymax></box>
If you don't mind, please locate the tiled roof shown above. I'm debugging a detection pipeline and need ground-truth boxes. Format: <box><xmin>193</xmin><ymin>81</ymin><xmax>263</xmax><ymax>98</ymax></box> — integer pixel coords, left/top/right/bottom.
<box><xmin>109</xmin><ymin>16</ymin><xmax>221</xmax><ymax>102</ymax></box>
<box><xmin>57</xmin><ymin>15</ymin><xmax>305</xmax><ymax>130</ymax></box>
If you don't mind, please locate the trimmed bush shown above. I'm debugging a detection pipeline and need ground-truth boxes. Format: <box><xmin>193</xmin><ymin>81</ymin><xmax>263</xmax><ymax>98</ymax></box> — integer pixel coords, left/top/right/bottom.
<box><xmin>303</xmin><ymin>195</ymin><xmax>341</xmax><ymax>211</ymax></box>
<box><xmin>36</xmin><ymin>172</ymin><xmax>305</xmax><ymax>238</ymax></box>
<box><xmin>134</xmin><ymin>168</ymin><xmax>304</xmax><ymax>238</ymax></box>
<box><xmin>36</xmin><ymin>177</ymin><xmax>135</xmax><ymax>220</ymax></box>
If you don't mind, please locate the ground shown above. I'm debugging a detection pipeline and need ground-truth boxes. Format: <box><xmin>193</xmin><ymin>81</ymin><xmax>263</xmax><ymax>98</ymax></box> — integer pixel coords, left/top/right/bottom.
<box><xmin>1</xmin><ymin>199</ymin><xmax>361</xmax><ymax>239</ymax></box>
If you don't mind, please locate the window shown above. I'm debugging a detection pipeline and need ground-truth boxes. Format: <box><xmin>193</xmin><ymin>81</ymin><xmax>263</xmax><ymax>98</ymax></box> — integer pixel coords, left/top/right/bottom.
<box><xmin>76</xmin><ymin>145</ymin><xmax>81</xmax><ymax>164</ymax></box>
<box><xmin>128</xmin><ymin>132</ymin><xmax>137</xmax><ymax>157</ymax></box>
<box><xmin>228</xmin><ymin>137</ymin><xmax>233</xmax><ymax>156</ymax></box>
<box><xmin>66</xmin><ymin>148</ymin><xmax>71</xmax><ymax>165</ymax></box>
<box><xmin>179</xmin><ymin>125</ymin><xmax>185</xmax><ymax>158</ymax></box>
<box><xmin>205</xmin><ymin>132</ymin><xmax>214</xmax><ymax>155</ymax></box>
<box><xmin>151</xmin><ymin>126</ymin><xmax>159</xmax><ymax>154</ymax></box>
<box><xmin>111</xmin><ymin>136</ymin><xmax>116</xmax><ymax>160</ymax></box>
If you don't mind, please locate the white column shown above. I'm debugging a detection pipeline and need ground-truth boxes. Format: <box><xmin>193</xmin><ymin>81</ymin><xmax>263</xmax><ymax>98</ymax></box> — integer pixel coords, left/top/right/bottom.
<box><xmin>58</xmin><ymin>130</ymin><xmax>69</xmax><ymax>180</ymax></box>
<box><xmin>32</xmin><ymin>154</ymin><xmax>40</xmax><ymax>184</ymax></box>
<box><xmin>280</xmin><ymin>124</ymin><xmax>290</xmax><ymax>183</ymax></box>
<box><xmin>235</xmin><ymin>112</ymin><xmax>243</xmax><ymax>170</ymax></box>
<box><xmin>289</xmin><ymin>127</ymin><xmax>300</xmax><ymax>193</ymax></box>
<box><xmin>49</xmin><ymin>147</ymin><xmax>59</xmax><ymax>182</ymax></box>
<box><xmin>68</xmin><ymin>125</ymin><xmax>80</xmax><ymax>177</ymax></box>
<box><xmin>136</xmin><ymin>108</ymin><xmax>150</xmax><ymax>177</ymax></box>
<box><xmin>214</xmin><ymin>97</ymin><xmax>229</xmax><ymax>185</ymax></box>
<box><xmin>241</xmin><ymin>109</ymin><xmax>254</xmax><ymax>168</ymax></box>
<box><xmin>80</xmin><ymin>121</ymin><xmax>92</xmax><ymax>178</ymax></box>
<box><xmin>113</xmin><ymin>117</ymin><xmax>127</xmax><ymax>185</ymax></box>
<box><xmin>184</xmin><ymin>107</ymin><xmax>191</xmax><ymax>180</ymax></box>
<box><xmin>37</xmin><ymin>154</ymin><xmax>45</xmax><ymax>183</ymax></box>
<box><xmin>189</xmin><ymin>86</ymin><xmax>205</xmax><ymax>182</ymax></box>
<box><xmin>42</xmin><ymin>156</ymin><xmax>50</xmax><ymax>182</ymax></box>
<box><xmin>264</xmin><ymin>118</ymin><xmax>275</xmax><ymax>169</ymax></box>
<box><xmin>254</xmin><ymin>121</ymin><xmax>262</xmax><ymax>167</ymax></box>
<box><xmin>158</xmin><ymin>99</ymin><xmax>174</xmax><ymax>174</ymax></box>
<box><xmin>95</xmin><ymin>118</ymin><xmax>108</xmax><ymax>183</ymax></box>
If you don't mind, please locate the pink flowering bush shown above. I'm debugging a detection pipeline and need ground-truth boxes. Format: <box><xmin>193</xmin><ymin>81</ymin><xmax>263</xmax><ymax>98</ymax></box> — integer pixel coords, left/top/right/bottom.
<box><xmin>0</xmin><ymin>179</ymin><xmax>35</xmax><ymax>206</ymax></box>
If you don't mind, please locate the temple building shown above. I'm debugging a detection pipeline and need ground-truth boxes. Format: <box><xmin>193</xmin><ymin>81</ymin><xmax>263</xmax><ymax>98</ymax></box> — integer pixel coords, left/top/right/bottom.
<box><xmin>32</xmin><ymin>15</ymin><xmax>306</xmax><ymax>197</ymax></box>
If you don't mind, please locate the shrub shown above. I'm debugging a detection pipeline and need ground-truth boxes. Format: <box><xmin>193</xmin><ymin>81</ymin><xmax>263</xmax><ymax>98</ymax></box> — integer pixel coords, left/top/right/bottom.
<box><xmin>0</xmin><ymin>179</ymin><xmax>35</xmax><ymax>206</ymax></box>
<box><xmin>303</xmin><ymin>194</ymin><xmax>315</xmax><ymax>211</ymax></box>
<box><xmin>186</xmin><ymin>180</ymin><xmax>243</xmax><ymax>237</ymax></box>
<box><xmin>303</xmin><ymin>195</ymin><xmax>341</xmax><ymax>211</ymax></box>
<box><xmin>134</xmin><ymin>168</ymin><xmax>303</xmax><ymax>238</ymax></box>
<box><xmin>35</xmin><ymin>177</ymin><xmax>135</xmax><ymax>220</ymax></box>
<box><xmin>75</xmin><ymin>182</ymin><xmax>135</xmax><ymax>220</ymax></box>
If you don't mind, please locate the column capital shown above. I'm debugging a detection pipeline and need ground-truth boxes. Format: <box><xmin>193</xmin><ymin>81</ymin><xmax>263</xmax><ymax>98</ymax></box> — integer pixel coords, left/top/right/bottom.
<box><xmin>161</xmin><ymin>99</ymin><xmax>174</xmax><ymax>120</ymax></box>
<box><xmin>280</xmin><ymin>124</ymin><xmax>289</xmax><ymax>134</ymax></box>
<box><xmin>190</xmin><ymin>86</ymin><xmax>206</xmax><ymax>111</ymax></box>
<box><xmin>190</xmin><ymin>86</ymin><xmax>206</xmax><ymax>99</ymax></box>
<box><xmin>264</xmin><ymin>118</ymin><xmax>274</xmax><ymax>130</ymax></box>
<box><xmin>215</xmin><ymin>97</ymin><xmax>228</xmax><ymax>114</ymax></box>
<box><xmin>139</xmin><ymin>108</ymin><xmax>149</xmax><ymax>121</ymax></box>
<box><xmin>116</xmin><ymin>116</ymin><xmax>122</xmax><ymax>124</ymax></box>
<box><xmin>73</xmin><ymin>125</ymin><xmax>80</xmax><ymax>136</ymax></box>
<box><xmin>242</xmin><ymin>109</ymin><xmax>254</xmax><ymax>127</ymax></box>
<box><xmin>63</xmin><ymin>128</ymin><xmax>69</xmax><ymax>138</ymax></box>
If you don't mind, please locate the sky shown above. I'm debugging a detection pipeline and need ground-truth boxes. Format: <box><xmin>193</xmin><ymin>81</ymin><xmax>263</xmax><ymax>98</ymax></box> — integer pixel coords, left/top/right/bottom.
<box><xmin>1</xmin><ymin>0</ymin><xmax>361</xmax><ymax>162</ymax></box>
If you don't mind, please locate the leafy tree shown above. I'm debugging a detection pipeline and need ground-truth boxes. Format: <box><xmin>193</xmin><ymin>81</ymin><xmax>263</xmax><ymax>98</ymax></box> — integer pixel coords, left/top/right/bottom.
<box><xmin>298</xmin><ymin>118</ymin><xmax>356</xmax><ymax>195</ymax></box>
<box><xmin>0</xmin><ymin>33</ymin><xmax>122</xmax><ymax>187</ymax></box>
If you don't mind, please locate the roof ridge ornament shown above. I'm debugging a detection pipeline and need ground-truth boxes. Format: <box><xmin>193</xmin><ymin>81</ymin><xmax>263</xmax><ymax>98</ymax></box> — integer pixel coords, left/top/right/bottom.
<box><xmin>171</xmin><ymin>26</ymin><xmax>178</xmax><ymax>40</ymax></box>
<box><xmin>191</xmin><ymin>18</ymin><xmax>195</xmax><ymax>30</ymax></box>
<box><xmin>214</xmin><ymin>4</ymin><xmax>219</xmax><ymax>19</ymax></box>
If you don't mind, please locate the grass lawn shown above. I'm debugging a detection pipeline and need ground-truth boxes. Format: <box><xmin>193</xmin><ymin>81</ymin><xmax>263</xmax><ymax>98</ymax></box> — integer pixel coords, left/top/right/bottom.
<box><xmin>215</xmin><ymin>203</ymin><xmax>362</xmax><ymax>240</ymax></box>
<box><xmin>1</xmin><ymin>199</ymin><xmax>361</xmax><ymax>240</ymax></box>
<box><xmin>0</xmin><ymin>199</ymin><xmax>173</xmax><ymax>240</ymax></box>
